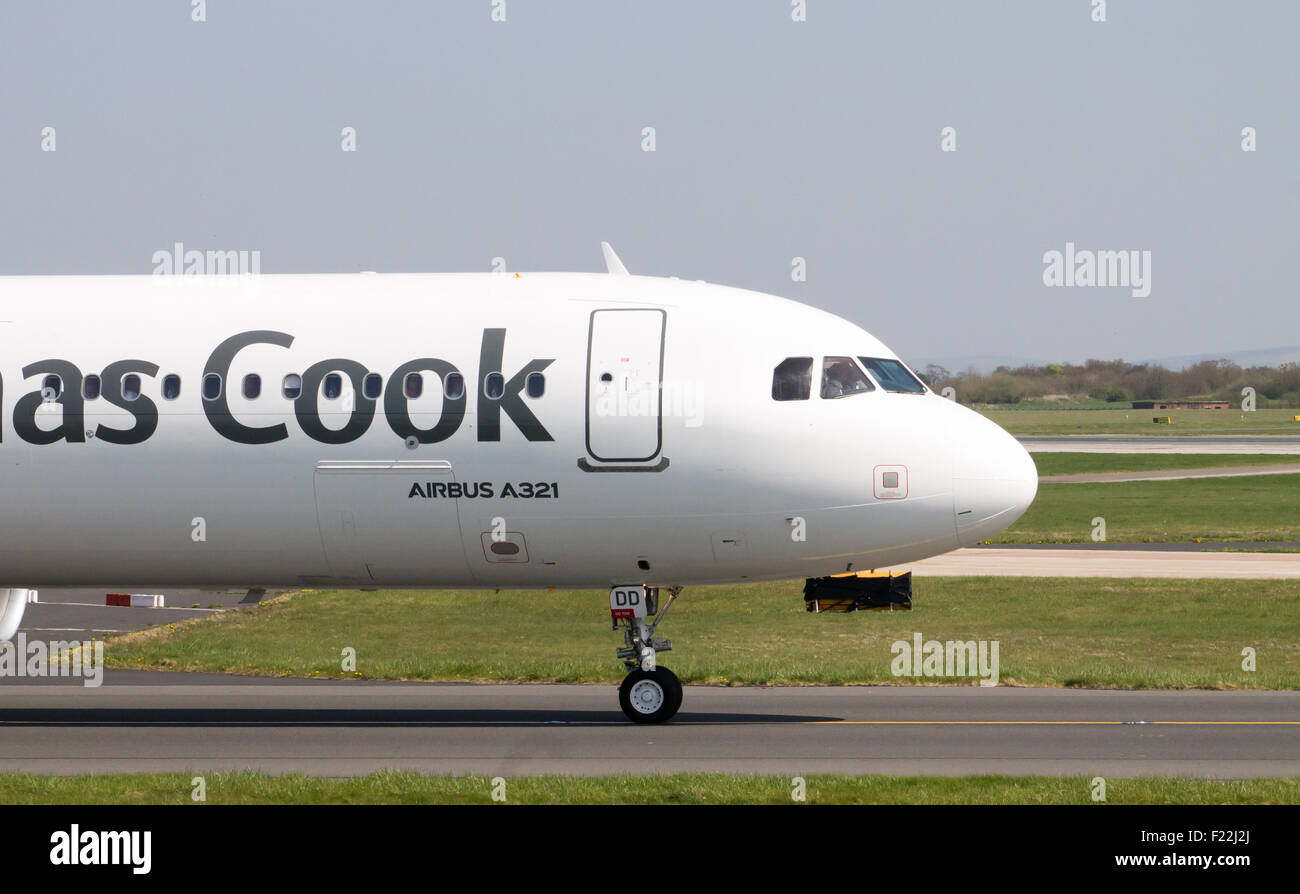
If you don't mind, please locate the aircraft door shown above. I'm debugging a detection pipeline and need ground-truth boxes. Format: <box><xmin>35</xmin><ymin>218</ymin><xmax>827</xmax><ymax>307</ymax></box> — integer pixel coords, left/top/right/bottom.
<box><xmin>313</xmin><ymin>460</ymin><xmax>471</xmax><ymax>586</ymax></box>
<box><xmin>585</xmin><ymin>308</ymin><xmax>666</xmax><ymax>464</ymax></box>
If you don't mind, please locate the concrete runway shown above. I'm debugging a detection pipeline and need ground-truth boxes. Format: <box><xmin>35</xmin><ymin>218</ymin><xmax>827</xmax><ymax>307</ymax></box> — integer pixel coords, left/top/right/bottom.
<box><xmin>1039</xmin><ymin>463</ymin><xmax>1300</xmax><ymax>483</ymax></box>
<box><xmin>1019</xmin><ymin>435</ymin><xmax>1300</xmax><ymax>454</ymax></box>
<box><xmin>16</xmin><ymin>587</ymin><xmax>280</xmax><ymax>639</ymax></box>
<box><xmin>973</xmin><ymin>541</ymin><xmax>1300</xmax><ymax>552</ymax></box>
<box><xmin>894</xmin><ymin>547</ymin><xmax>1300</xmax><ymax>578</ymax></box>
<box><xmin>1</xmin><ymin>672</ymin><xmax>1297</xmax><ymax>777</ymax></box>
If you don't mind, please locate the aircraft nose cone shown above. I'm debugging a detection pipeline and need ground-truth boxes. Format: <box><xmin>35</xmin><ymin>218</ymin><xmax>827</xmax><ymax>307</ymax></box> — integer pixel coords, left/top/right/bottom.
<box><xmin>953</xmin><ymin>415</ymin><xmax>1038</xmax><ymax>546</ymax></box>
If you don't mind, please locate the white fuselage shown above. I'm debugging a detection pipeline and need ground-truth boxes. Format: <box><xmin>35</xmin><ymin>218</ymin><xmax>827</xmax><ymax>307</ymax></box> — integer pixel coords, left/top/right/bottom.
<box><xmin>0</xmin><ymin>272</ymin><xmax>1036</xmax><ymax>590</ymax></box>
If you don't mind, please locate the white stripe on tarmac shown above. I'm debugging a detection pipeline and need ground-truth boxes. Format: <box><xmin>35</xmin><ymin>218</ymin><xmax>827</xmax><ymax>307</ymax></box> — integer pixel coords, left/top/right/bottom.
<box><xmin>1041</xmin><ymin>464</ymin><xmax>1300</xmax><ymax>483</ymax></box>
<box><xmin>33</xmin><ymin>602</ymin><xmax>223</xmax><ymax>612</ymax></box>
<box><xmin>24</xmin><ymin>628</ymin><xmax>123</xmax><ymax>634</ymax></box>
<box><xmin>1019</xmin><ymin>436</ymin><xmax>1300</xmax><ymax>454</ymax></box>
<box><xmin>889</xmin><ymin>548</ymin><xmax>1300</xmax><ymax>578</ymax></box>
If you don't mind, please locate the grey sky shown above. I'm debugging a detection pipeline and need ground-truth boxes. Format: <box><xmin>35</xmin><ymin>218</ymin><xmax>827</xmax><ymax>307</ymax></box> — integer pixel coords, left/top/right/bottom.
<box><xmin>1</xmin><ymin>1</ymin><xmax>1295</xmax><ymax>367</ymax></box>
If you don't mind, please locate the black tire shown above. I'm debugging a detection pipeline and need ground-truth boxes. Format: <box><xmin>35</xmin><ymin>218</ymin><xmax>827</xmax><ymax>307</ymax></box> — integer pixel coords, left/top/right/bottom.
<box><xmin>619</xmin><ymin>667</ymin><xmax>682</xmax><ymax>723</ymax></box>
<box><xmin>659</xmin><ymin>666</ymin><xmax>684</xmax><ymax>717</ymax></box>
<box><xmin>655</xmin><ymin>665</ymin><xmax>686</xmax><ymax>717</ymax></box>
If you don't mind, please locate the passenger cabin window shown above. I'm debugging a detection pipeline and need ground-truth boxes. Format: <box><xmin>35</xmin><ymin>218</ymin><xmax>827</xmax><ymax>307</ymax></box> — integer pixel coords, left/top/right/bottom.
<box><xmin>404</xmin><ymin>373</ymin><xmax>423</xmax><ymax>399</ymax></box>
<box><xmin>162</xmin><ymin>374</ymin><xmax>181</xmax><ymax>400</ymax></box>
<box><xmin>202</xmin><ymin>373</ymin><xmax>222</xmax><ymax>401</ymax></box>
<box><xmin>525</xmin><ymin>371</ymin><xmax>545</xmax><ymax>399</ymax></box>
<box><xmin>322</xmin><ymin>373</ymin><xmax>343</xmax><ymax>400</ymax></box>
<box><xmin>122</xmin><ymin>374</ymin><xmax>142</xmax><ymax>401</ymax></box>
<box><xmin>242</xmin><ymin>374</ymin><xmax>261</xmax><ymax>400</ymax></box>
<box><xmin>484</xmin><ymin>372</ymin><xmax>505</xmax><ymax>400</ymax></box>
<box><xmin>859</xmin><ymin>357</ymin><xmax>927</xmax><ymax>394</ymax></box>
<box><xmin>282</xmin><ymin>374</ymin><xmax>302</xmax><ymax>400</ymax></box>
<box><xmin>42</xmin><ymin>375</ymin><xmax>61</xmax><ymax>400</ymax></box>
<box><xmin>820</xmin><ymin>356</ymin><xmax>875</xmax><ymax>399</ymax></box>
<box><xmin>82</xmin><ymin>375</ymin><xmax>101</xmax><ymax>401</ymax></box>
<box><xmin>363</xmin><ymin>373</ymin><xmax>383</xmax><ymax>400</ymax></box>
<box><xmin>771</xmin><ymin>357</ymin><xmax>813</xmax><ymax>401</ymax></box>
<box><xmin>444</xmin><ymin>372</ymin><xmax>465</xmax><ymax>400</ymax></box>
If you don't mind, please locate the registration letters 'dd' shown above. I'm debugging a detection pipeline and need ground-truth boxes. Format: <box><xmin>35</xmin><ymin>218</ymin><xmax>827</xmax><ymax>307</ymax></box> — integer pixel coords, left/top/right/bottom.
<box><xmin>609</xmin><ymin>585</ymin><xmax>648</xmax><ymax>620</ymax></box>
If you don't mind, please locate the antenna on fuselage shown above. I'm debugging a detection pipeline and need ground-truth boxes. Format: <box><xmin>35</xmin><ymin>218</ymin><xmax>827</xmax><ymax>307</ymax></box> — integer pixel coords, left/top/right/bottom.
<box><xmin>601</xmin><ymin>242</ymin><xmax>629</xmax><ymax>276</ymax></box>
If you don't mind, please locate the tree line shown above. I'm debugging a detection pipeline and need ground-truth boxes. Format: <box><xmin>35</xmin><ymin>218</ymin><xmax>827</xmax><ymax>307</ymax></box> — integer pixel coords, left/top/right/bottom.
<box><xmin>916</xmin><ymin>359</ymin><xmax>1300</xmax><ymax>407</ymax></box>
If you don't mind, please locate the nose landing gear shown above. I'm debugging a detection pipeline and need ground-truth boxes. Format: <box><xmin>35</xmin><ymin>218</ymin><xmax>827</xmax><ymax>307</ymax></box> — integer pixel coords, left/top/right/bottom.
<box><xmin>610</xmin><ymin>585</ymin><xmax>683</xmax><ymax>723</ymax></box>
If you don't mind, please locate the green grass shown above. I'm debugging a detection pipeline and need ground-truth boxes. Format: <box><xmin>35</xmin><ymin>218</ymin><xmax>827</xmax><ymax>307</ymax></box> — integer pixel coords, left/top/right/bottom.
<box><xmin>106</xmin><ymin>578</ymin><xmax>1300</xmax><ymax>688</ymax></box>
<box><xmin>981</xmin><ymin>407</ymin><xmax>1300</xmax><ymax>436</ymax></box>
<box><xmin>1</xmin><ymin>771</ymin><xmax>1295</xmax><ymax>804</ymax></box>
<box><xmin>1033</xmin><ymin>453</ymin><xmax>1300</xmax><ymax>477</ymax></box>
<box><xmin>987</xmin><ymin>398</ymin><xmax>1119</xmax><ymax>411</ymax></box>
<box><xmin>995</xmin><ymin>473</ymin><xmax>1300</xmax><ymax>543</ymax></box>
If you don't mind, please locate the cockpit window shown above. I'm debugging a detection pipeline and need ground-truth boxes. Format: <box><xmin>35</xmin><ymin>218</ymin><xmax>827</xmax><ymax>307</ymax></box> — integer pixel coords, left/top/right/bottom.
<box><xmin>772</xmin><ymin>357</ymin><xmax>813</xmax><ymax>401</ymax></box>
<box><xmin>860</xmin><ymin>357</ymin><xmax>927</xmax><ymax>393</ymax></box>
<box><xmin>820</xmin><ymin>356</ymin><xmax>875</xmax><ymax>399</ymax></box>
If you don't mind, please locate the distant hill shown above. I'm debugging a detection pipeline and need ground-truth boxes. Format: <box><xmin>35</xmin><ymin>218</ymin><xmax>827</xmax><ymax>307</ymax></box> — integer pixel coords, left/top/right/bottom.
<box><xmin>1144</xmin><ymin>346</ymin><xmax>1300</xmax><ymax>370</ymax></box>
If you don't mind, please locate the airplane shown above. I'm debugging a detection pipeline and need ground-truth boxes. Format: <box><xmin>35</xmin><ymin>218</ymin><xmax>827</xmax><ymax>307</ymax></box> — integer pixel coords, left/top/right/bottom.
<box><xmin>0</xmin><ymin>244</ymin><xmax>1037</xmax><ymax>722</ymax></box>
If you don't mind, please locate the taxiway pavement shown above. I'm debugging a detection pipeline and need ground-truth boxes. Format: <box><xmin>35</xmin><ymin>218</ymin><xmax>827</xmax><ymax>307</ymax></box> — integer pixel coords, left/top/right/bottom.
<box><xmin>1</xmin><ymin>673</ymin><xmax>1296</xmax><ymax>778</ymax></box>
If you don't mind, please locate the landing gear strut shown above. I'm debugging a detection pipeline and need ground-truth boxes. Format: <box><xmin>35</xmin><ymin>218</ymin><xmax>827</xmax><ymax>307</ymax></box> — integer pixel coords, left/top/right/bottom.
<box><xmin>610</xmin><ymin>585</ymin><xmax>682</xmax><ymax>723</ymax></box>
